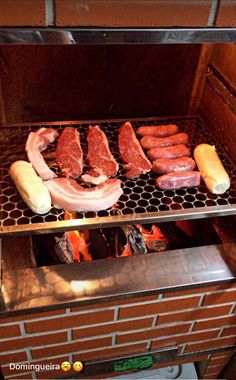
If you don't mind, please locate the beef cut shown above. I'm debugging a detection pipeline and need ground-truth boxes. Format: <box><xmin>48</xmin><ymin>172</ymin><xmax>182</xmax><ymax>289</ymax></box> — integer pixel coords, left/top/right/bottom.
<box><xmin>82</xmin><ymin>125</ymin><xmax>118</xmax><ymax>184</ymax></box>
<box><xmin>25</xmin><ymin>127</ymin><xmax>58</xmax><ymax>180</ymax></box>
<box><xmin>56</xmin><ymin>126</ymin><xmax>83</xmax><ymax>179</ymax></box>
<box><xmin>118</xmin><ymin>122</ymin><xmax>151</xmax><ymax>179</ymax></box>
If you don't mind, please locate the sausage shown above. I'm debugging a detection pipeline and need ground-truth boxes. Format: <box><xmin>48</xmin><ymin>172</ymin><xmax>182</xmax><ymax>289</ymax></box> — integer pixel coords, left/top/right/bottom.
<box><xmin>9</xmin><ymin>160</ymin><xmax>51</xmax><ymax>214</ymax></box>
<box><xmin>137</xmin><ymin>124</ymin><xmax>179</xmax><ymax>137</ymax></box>
<box><xmin>152</xmin><ymin>157</ymin><xmax>196</xmax><ymax>175</ymax></box>
<box><xmin>156</xmin><ymin>171</ymin><xmax>201</xmax><ymax>190</ymax></box>
<box><xmin>140</xmin><ymin>133</ymin><xmax>189</xmax><ymax>149</ymax></box>
<box><xmin>147</xmin><ymin>144</ymin><xmax>191</xmax><ymax>160</ymax></box>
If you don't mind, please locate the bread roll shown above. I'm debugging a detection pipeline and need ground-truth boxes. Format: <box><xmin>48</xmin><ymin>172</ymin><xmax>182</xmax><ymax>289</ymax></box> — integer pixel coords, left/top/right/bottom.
<box><xmin>10</xmin><ymin>160</ymin><xmax>51</xmax><ymax>214</ymax></box>
<box><xmin>194</xmin><ymin>144</ymin><xmax>230</xmax><ymax>194</ymax></box>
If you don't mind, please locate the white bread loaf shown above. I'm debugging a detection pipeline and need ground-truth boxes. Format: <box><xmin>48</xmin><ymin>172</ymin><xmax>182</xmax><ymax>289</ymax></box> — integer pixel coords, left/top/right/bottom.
<box><xmin>194</xmin><ymin>144</ymin><xmax>230</xmax><ymax>194</ymax></box>
<box><xmin>10</xmin><ymin>160</ymin><xmax>51</xmax><ymax>214</ymax></box>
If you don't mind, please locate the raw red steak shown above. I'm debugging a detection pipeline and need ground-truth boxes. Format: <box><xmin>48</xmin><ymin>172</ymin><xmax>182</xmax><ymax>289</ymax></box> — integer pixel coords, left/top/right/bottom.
<box><xmin>56</xmin><ymin>127</ymin><xmax>83</xmax><ymax>179</ymax></box>
<box><xmin>118</xmin><ymin>122</ymin><xmax>151</xmax><ymax>179</ymax></box>
<box><xmin>83</xmin><ymin>125</ymin><xmax>118</xmax><ymax>184</ymax></box>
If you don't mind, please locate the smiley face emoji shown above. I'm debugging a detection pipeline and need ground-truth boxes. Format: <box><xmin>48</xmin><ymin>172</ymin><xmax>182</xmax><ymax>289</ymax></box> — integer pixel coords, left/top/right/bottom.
<box><xmin>61</xmin><ymin>361</ymin><xmax>71</xmax><ymax>371</ymax></box>
<box><xmin>73</xmin><ymin>361</ymin><xmax>84</xmax><ymax>372</ymax></box>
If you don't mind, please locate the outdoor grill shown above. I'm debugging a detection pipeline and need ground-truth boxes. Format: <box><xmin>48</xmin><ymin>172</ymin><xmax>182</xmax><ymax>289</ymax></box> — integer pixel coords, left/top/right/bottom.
<box><xmin>0</xmin><ymin>3</ymin><xmax>236</xmax><ymax>379</ymax></box>
<box><xmin>0</xmin><ymin>116</ymin><xmax>236</xmax><ymax>236</ymax></box>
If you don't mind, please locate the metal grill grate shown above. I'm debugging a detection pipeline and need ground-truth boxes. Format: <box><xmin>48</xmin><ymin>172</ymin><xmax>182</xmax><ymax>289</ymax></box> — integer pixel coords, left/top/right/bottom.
<box><xmin>1</xmin><ymin>116</ymin><xmax>236</xmax><ymax>235</ymax></box>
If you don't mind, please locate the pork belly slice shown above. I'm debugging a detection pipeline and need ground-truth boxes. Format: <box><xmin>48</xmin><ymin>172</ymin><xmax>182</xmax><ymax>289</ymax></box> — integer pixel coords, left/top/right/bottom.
<box><xmin>118</xmin><ymin>122</ymin><xmax>152</xmax><ymax>179</ymax></box>
<box><xmin>25</xmin><ymin>127</ymin><xmax>58</xmax><ymax>181</ymax></box>
<box><xmin>56</xmin><ymin>126</ymin><xmax>83</xmax><ymax>179</ymax></box>
<box><xmin>45</xmin><ymin>178</ymin><xmax>123</xmax><ymax>212</ymax></box>
<box><xmin>82</xmin><ymin>125</ymin><xmax>118</xmax><ymax>184</ymax></box>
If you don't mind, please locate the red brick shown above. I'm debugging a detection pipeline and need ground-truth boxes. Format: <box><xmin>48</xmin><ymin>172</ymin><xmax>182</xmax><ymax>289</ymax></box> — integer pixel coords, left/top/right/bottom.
<box><xmin>158</xmin><ymin>305</ymin><xmax>232</xmax><ymax>324</ymax></box>
<box><xmin>222</xmin><ymin>325</ymin><xmax>236</xmax><ymax>337</ymax></box>
<box><xmin>0</xmin><ymin>309</ymin><xmax>66</xmax><ymax>324</ymax></box>
<box><xmin>73</xmin><ymin>342</ymin><xmax>148</xmax><ymax>362</ymax></box>
<box><xmin>163</xmin><ymin>283</ymin><xmax>236</xmax><ymax>298</ymax></box>
<box><xmin>202</xmin><ymin>374</ymin><xmax>218</xmax><ymax>379</ymax></box>
<box><xmin>0</xmin><ymin>350</ymin><xmax>27</xmax><ymax>365</ymax></box>
<box><xmin>26</xmin><ymin>309</ymin><xmax>114</xmax><ymax>333</ymax></box>
<box><xmin>194</xmin><ymin>314</ymin><xmax>236</xmax><ymax>331</ymax></box>
<box><xmin>119</xmin><ymin>296</ymin><xmax>201</xmax><ymax>319</ymax></box>
<box><xmin>71</xmin><ymin>295</ymin><xmax>158</xmax><ymax>312</ymax></box>
<box><xmin>3</xmin><ymin>356</ymin><xmax>70</xmax><ymax>379</ymax></box>
<box><xmin>151</xmin><ymin>329</ymin><xmax>220</xmax><ymax>350</ymax></box>
<box><xmin>211</xmin><ymin>348</ymin><xmax>235</xmax><ymax>358</ymax></box>
<box><xmin>185</xmin><ymin>336</ymin><xmax>236</xmax><ymax>353</ymax></box>
<box><xmin>0</xmin><ymin>0</ymin><xmax>45</xmax><ymax>26</ymax></box>
<box><xmin>31</xmin><ymin>336</ymin><xmax>112</xmax><ymax>359</ymax></box>
<box><xmin>73</xmin><ymin>317</ymin><xmax>153</xmax><ymax>340</ymax></box>
<box><xmin>5</xmin><ymin>372</ymin><xmax>33</xmax><ymax>379</ymax></box>
<box><xmin>55</xmin><ymin>0</ymin><xmax>211</xmax><ymax>27</ymax></box>
<box><xmin>203</xmin><ymin>290</ymin><xmax>236</xmax><ymax>306</ymax></box>
<box><xmin>210</xmin><ymin>356</ymin><xmax>230</xmax><ymax>367</ymax></box>
<box><xmin>116</xmin><ymin>323</ymin><xmax>191</xmax><ymax>344</ymax></box>
<box><xmin>205</xmin><ymin>366</ymin><xmax>223</xmax><ymax>375</ymax></box>
<box><xmin>0</xmin><ymin>331</ymin><xmax>67</xmax><ymax>352</ymax></box>
<box><xmin>216</xmin><ymin>0</ymin><xmax>236</xmax><ymax>27</ymax></box>
<box><xmin>0</xmin><ymin>324</ymin><xmax>21</xmax><ymax>339</ymax></box>
<box><xmin>33</xmin><ymin>356</ymin><xmax>70</xmax><ymax>379</ymax></box>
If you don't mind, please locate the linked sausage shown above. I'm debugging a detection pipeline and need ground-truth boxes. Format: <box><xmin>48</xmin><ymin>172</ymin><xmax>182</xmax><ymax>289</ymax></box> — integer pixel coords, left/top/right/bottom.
<box><xmin>141</xmin><ymin>133</ymin><xmax>189</xmax><ymax>150</ymax></box>
<box><xmin>156</xmin><ymin>171</ymin><xmax>201</xmax><ymax>190</ymax></box>
<box><xmin>137</xmin><ymin>124</ymin><xmax>179</xmax><ymax>137</ymax></box>
<box><xmin>152</xmin><ymin>157</ymin><xmax>196</xmax><ymax>175</ymax></box>
<box><xmin>147</xmin><ymin>144</ymin><xmax>191</xmax><ymax>160</ymax></box>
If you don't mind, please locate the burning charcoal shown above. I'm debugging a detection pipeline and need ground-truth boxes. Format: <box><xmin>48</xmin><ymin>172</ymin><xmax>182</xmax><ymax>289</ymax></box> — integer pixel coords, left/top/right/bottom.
<box><xmin>32</xmin><ymin>233</ymin><xmax>72</xmax><ymax>265</ymax></box>
<box><xmin>156</xmin><ymin>222</ymin><xmax>200</xmax><ymax>250</ymax></box>
<box><xmin>124</xmin><ymin>225</ymin><xmax>147</xmax><ymax>255</ymax></box>
<box><xmin>104</xmin><ymin>226</ymin><xmax>147</xmax><ymax>257</ymax></box>
<box><xmin>89</xmin><ymin>229</ymin><xmax>111</xmax><ymax>260</ymax></box>
<box><xmin>136</xmin><ymin>224</ymin><xmax>169</xmax><ymax>252</ymax></box>
<box><xmin>55</xmin><ymin>234</ymin><xmax>74</xmax><ymax>263</ymax></box>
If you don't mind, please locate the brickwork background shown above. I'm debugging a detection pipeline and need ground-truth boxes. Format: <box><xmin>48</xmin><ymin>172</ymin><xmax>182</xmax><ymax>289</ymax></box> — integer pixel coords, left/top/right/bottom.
<box><xmin>0</xmin><ymin>282</ymin><xmax>236</xmax><ymax>379</ymax></box>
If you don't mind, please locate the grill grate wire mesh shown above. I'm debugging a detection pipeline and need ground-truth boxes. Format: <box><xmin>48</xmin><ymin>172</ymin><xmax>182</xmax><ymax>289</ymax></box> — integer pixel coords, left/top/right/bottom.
<box><xmin>0</xmin><ymin>116</ymin><xmax>236</xmax><ymax>235</ymax></box>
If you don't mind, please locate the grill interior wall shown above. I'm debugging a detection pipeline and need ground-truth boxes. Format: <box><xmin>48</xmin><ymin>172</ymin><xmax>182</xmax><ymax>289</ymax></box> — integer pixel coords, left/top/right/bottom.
<box><xmin>199</xmin><ymin>43</ymin><xmax>236</xmax><ymax>164</ymax></box>
<box><xmin>0</xmin><ymin>45</ymin><xmax>200</xmax><ymax>124</ymax></box>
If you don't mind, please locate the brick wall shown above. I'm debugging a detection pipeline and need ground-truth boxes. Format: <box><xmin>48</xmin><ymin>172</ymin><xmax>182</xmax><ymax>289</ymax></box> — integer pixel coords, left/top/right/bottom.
<box><xmin>0</xmin><ymin>0</ymin><xmax>235</xmax><ymax>27</ymax></box>
<box><xmin>0</xmin><ymin>282</ymin><xmax>236</xmax><ymax>379</ymax></box>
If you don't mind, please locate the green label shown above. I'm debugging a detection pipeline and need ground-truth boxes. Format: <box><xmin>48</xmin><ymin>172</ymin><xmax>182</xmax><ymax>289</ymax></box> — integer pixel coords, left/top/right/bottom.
<box><xmin>114</xmin><ymin>355</ymin><xmax>153</xmax><ymax>372</ymax></box>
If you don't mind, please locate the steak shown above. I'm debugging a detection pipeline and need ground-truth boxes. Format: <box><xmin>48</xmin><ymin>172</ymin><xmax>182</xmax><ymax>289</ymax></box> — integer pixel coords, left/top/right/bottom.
<box><xmin>118</xmin><ymin>122</ymin><xmax>151</xmax><ymax>179</ymax></box>
<box><xmin>56</xmin><ymin>126</ymin><xmax>83</xmax><ymax>179</ymax></box>
<box><xmin>82</xmin><ymin>125</ymin><xmax>118</xmax><ymax>184</ymax></box>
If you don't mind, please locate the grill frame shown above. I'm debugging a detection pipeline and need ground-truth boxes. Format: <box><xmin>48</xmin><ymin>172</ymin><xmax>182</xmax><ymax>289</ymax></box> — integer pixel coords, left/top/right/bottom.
<box><xmin>1</xmin><ymin>115</ymin><xmax>236</xmax><ymax>236</ymax></box>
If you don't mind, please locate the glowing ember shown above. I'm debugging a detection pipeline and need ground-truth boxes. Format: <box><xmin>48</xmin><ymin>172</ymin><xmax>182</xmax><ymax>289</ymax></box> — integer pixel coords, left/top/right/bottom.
<box><xmin>135</xmin><ymin>224</ymin><xmax>169</xmax><ymax>252</ymax></box>
<box><xmin>64</xmin><ymin>211</ymin><xmax>92</xmax><ymax>262</ymax></box>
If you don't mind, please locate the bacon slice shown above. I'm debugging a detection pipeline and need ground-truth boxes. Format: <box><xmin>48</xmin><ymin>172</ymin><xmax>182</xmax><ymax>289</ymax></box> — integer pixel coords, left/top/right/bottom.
<box><xmin>82</xmin><ymin>125</ymin><xmax>118</xmax><ymax>185</ymax></box>
<box><xmin>118</xmin><ymin>122</ymin><xmax>151</xmax><ymax>179</ymax></box>
<box><xmin>45</xmin><ymin>178</ymin><xmax>123</xmax><ymax>212</ymax></box>
<box><xmin>25</xmin><ymin>128</ymin><xmax>58</xmax><ymax>180</ymax></box>
<box><xmin>56</xmin><ymin>126</ymin><xmax>83</xmax><ymax>179</ymax></box>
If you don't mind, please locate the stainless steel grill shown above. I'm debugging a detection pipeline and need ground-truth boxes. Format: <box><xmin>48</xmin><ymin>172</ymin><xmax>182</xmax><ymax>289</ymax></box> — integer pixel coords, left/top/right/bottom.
<box><xmin>0</xmin><ymin>116</ymin><xmax>236</xmax><ymax>236</ymax></box>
